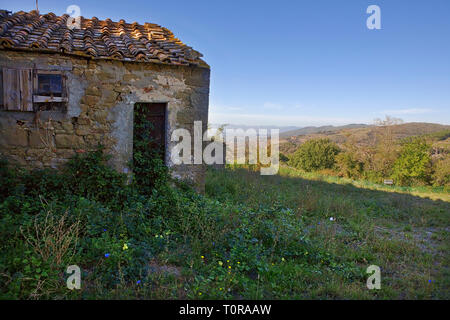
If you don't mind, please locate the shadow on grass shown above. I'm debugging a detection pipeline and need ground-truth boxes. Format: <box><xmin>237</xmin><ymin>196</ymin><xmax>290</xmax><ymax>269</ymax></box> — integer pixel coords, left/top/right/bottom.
<box><xmin>206</xmin><ymin>166</ymin><xmax>450</xmax><ymax>226</ymax></box>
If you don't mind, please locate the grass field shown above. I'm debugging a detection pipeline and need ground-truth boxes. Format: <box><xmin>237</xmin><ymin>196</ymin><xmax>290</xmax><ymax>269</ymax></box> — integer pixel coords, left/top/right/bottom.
<box><xmin>1</xmin><ymin>158</ymin><xmax>448</xmax><ymax>299</ymax></box>
<box><xmin>205</xmin><ymin>165</ymin><xmax>450</xmax><ymax>299</ymax></box>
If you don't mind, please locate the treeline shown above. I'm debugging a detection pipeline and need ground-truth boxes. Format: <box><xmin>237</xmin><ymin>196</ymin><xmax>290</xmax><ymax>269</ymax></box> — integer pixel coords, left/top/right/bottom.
<box><xmin>284</xmin><ymin>129</ymin><xmax>450</xmax><ymax>187</ymax></box>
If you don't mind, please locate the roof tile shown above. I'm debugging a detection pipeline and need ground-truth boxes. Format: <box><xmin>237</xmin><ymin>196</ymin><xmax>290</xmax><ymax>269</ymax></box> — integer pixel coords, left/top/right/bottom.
<box><xmin>0</xmin><ymin>9</ymin><xmax>204</xmax><ymax>66</ymax></box>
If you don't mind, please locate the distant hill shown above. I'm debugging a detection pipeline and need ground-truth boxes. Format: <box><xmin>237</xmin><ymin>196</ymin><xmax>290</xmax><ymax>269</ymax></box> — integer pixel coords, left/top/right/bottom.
<box><xmin>209</xmin><ymin>124</ymin><xmax>301</xmax><ymax>133</ymax></box>
<box><xmin>280</xmin><ymin>124</ymin><xmax>370</xmax><ymax>138</ymax></box>
<box><xmin>280</xmin><ymin>122</ymin><xmax>450</xmax><ymax>154</ymax></box>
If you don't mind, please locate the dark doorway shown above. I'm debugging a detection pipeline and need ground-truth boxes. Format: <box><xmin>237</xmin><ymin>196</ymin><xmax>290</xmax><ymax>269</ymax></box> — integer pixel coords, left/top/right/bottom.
<box><xmin>133</xmin><ymin>103</ymin><xmax>166</xmax><ymax>161</ymax></box>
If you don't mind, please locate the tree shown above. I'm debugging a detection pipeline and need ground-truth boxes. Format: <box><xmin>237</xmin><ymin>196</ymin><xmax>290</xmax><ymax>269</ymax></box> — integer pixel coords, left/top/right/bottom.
<box><xmin>432</xmin><ymin>157</ymin><xmax>450</xmax><ymax>186</ymax></box>
<box><xmin>369</xmin><ymin>115</ymin><xmax>404</xmax><ymax>179</ymax></box>
<box><xmin>336</xmin><ymin>152</ymin><xmax>364</xmax><ymax>179</ymax></box>
<box><xmin>289</xmin><ymin>138</ymin><xmax>340</xmax><ymax>172</ymax></box>
<box><xmin>392</xmin><ymin>137</ymin><xmax>432</xmax><ymax>186</ymax></box>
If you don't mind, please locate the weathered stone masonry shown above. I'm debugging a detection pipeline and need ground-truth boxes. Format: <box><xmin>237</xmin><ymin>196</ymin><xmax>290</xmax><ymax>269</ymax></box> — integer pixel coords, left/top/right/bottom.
<box><xmin>0</xmin><ymin>50</ymin><xmax>210</xmax><ymax>191</ymax></box>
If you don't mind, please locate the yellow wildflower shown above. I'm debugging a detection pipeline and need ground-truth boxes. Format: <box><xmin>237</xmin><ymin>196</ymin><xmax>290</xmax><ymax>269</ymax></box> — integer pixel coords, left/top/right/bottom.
<box><xmin>123</xmin><ymin>243</ymin><xmax>128</xmax><ymax>250</ymax></box>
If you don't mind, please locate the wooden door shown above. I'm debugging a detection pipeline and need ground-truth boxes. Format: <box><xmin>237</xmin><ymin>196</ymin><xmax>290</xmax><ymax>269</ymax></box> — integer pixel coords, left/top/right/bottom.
<box><xmin>134</xmin><ymin>103</ymin><xmax>166</xmax><ymax>160</ymax></box>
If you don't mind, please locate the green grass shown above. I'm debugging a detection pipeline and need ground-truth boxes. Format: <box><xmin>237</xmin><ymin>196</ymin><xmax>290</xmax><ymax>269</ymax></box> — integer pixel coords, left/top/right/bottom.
<box><xmin>278</xmin><ymin>166</ymin><xmax>450</xmax><ymax>202</ymax></box>
<box><xmin>1</xmin><ymin>153</ymin><xmax>448</xmax><ymax>300</ymax></box>
<box><xmin>205</xmin><ymin>165</ymin><xmax>450</xmax><ymax>299</ymax></box>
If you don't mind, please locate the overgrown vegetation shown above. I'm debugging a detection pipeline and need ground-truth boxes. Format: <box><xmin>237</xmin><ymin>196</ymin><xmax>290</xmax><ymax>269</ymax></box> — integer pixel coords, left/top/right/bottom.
<box><xmin>1</xmin><ymin>146</ymin><xmax>448</xmax><ymax>299</ymax></box>
<box><xmin>207</xmin><ymin>165</ymin><xmax>449</xmax><ymax>299</ymax></box>
<box><xmin>1</xmin><ymin>116</ymin><xmax>449</xmax><ymax>299</ymax></box>
<box><xmin>282</xmin><ymin>124</ymin><xmax>450</xmax><ymax>187</ymax></box>
<box><xmin>131</xmin><ymin>103</ymin><xmax>170</xmax><ymax>194</ymax></box>
<box><xmin>392</xmin><ymin>138</ymin><xmax>432</xmax><ymax>186</ymax></box>
<box><xmin>288</xmin><ymin>138</ymin><xmax>340</xmax><ymax>172</ymax></box>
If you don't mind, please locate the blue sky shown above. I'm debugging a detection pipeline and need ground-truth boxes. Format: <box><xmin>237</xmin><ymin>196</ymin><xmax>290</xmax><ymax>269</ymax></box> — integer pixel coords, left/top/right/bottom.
<box><xmin>2</xmin><ymin>0</ymin><xmax>450</xmax><ymax>126</ymax></box>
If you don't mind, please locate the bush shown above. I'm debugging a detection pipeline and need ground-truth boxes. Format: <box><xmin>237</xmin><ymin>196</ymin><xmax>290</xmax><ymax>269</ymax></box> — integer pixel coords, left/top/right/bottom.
<box><xmin>0</xmin><ymin>144</ymin><xmax>175</xmax><ymax>298</ymax></box>
<box><xmin>336</xmin><ymin>152</ymin><xmax>364</xmax><ymax>179</ymax></box>
<box><xmin>288</xmin><ymin>138</ymin><xmax>340</xmax><ymax>172</ymax></box>
<box><xmin>432</xmin><ymin>157</ymin><xmax>450</xmax><ymax>186</ymax></box>
<box><xmin>279</xmin><ymin>153</ymin><xmax>289</xmax><ymax>163</ymax></box>
<box><xmin>392</xmin><ymin>138</ymin><xmax>432</xmax><ymax>186</ymax></box>
<box><xmin>0</xmin><ymin>158</ymin><xmax>18</xmax><ymax>201</ymax></box>
<box><xmin>62</xmin><ymin>146</ymin><xmax>129</xmax><ymax>204</ymax></box>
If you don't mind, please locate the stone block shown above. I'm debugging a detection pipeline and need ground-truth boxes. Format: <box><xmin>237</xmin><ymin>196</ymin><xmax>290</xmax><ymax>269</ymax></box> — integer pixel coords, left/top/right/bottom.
<box><xmin>83</xmin><ymin>95</ymin><xmax>100</xmax><ymax>106</ymax></box>
<box><xmin>93</xmin><ymin>110</ymin><xmax>108</xmax><ymax>124</ymax></box>
<box><xmin>85</xmin><ymin>86</ymin><xmax>101</xmax><ymax>97</ymax></box>
<box><xmin>55</xmin><ymin>134</ymin><xmax>84</xmax><ymax>148</ymax></box>
<box><xmin>29</xmin><ymin>129</ymin><xmax>53</xmax><ymax>148</ymax></box>
<box><xmin>61</xmin><ymin>122</ymin><xmax>74</xmax><ymax>133</ymax></box>
<box><xmin>0</xmin><ymin>128</ymin><xmax>28</xmax><ymax>147</ymax></box>
<box><xmin>184</xmin><ymin>67</ymin><xmax>210</xmax><ymax>87</ymax></box>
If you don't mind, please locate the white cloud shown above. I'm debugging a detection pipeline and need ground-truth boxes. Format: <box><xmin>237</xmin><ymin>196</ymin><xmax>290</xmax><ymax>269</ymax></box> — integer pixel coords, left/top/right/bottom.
<box><xmin>380</xmin><ymin>108</ymin><xmax>434</xmax><ymax>115</ymax></box>
<box><xmin>209</xmin><ymin>104</ymin><xmax>244</xmax><ymax>113</ymax></box>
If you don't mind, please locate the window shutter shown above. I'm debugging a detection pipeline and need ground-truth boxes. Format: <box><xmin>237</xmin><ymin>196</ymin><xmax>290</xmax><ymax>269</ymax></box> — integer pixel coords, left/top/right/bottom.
<box><xmin>2</xmin><ymin>68</ymin><xmax>21</xmax><ymax>111</ymax></box>
<box><xmin>19</xmin><ymin>69</ymin><xmax>33</xmax><ymax>111</ymax></box>
<box><xmin>2</xmin><ymin>68</ymin><xmax>33</xmax><ymax>111</ymax></box>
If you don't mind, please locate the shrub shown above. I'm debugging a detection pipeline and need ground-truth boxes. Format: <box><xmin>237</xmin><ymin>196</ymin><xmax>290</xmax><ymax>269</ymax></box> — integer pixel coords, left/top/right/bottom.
<box><xmin>392</xmin><ymin>138</ymin><xmax>432</xmax><ymax>186</ymax></box>
<box><xmin>62</xmin><ymin>145</ymin><xmax>128</xmax><ymax>204</ymax></box>
<box><xmin>0</xmin><ymin>158</ymin><xmax>19</xmax><ymax>201</ymax></box>
<box><xmin>432</xmin><ymin>157</ymin><xmax>450</xmax><ymax>186</ymax></box>
<box><xmin>288</xmin><ymin>138</ymin><xmax>340</xmax><ymax>172</ymax></box>
<box><xmin>279</xmin><ymin>153</ymin><xmax>289</xmax><ymax>163</ymax></box>
<box><xmin>336</xmin><ymin>152</ymin><xmax>364</xmax><ymax>179</ymax></box>
<box><xmin>20</xmin><ymin>209</ymin><xmax>80</xmax><ymax>266</ymax></box>
<box><xmin>131</xmin><ymin>146</ymin><xmax>169</xmax><ymax>194</ymax></box>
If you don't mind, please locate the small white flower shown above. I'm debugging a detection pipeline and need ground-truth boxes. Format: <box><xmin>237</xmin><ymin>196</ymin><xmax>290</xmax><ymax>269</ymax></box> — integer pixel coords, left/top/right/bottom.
<box><xmin>329</xmin><ymin>217</ymin><xmax>335</xmax><ymax>221</ymax></box>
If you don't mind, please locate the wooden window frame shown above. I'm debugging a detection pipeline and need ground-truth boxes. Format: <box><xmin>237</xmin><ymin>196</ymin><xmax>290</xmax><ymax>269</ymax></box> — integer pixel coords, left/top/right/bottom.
<box><xmin>33</xmin><ymin>70</ymin><xmax>68</xmax><ymax>103</ymax></box>
<box><xmin>0</xmin><ymin>68</ymin><xmax>68</xmax><ymax>112</ymax></box>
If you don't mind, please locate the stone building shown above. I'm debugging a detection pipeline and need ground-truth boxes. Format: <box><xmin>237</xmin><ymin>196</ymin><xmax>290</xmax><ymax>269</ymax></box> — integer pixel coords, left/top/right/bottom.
<box><xmin>0</xmin><ymin>10</ymin><xmax>210</xmax><ymax>191</ymax></box>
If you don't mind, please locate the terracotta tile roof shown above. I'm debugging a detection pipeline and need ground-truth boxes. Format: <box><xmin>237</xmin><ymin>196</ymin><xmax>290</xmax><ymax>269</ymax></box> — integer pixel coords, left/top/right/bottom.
<box><xmin>0</xmin><ymin>9</ymin><xmax>206</xmax><ymax>66</ymax></box>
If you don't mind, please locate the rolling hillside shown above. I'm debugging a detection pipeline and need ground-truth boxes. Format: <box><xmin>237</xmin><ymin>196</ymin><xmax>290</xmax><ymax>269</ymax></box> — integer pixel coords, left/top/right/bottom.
<box><xmin>280</xmin><ymin>122</ymin><xmax>450</xmax><ymax>155</ymax></box>
<box><xmin>280</xmin><ymin>124</ymin><xmax>370</xmax><ymax>138</ymax></box>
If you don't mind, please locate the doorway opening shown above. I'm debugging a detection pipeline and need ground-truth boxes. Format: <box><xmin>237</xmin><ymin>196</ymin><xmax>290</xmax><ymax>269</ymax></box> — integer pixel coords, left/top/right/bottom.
<box><xmin>133</xmin><ymin>102</ymin><xmax>167</xmax><ymax>162</ymax></box>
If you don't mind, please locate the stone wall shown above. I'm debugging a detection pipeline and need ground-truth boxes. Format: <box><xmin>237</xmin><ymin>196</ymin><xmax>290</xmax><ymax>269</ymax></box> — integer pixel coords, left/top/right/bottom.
<box><xmin>0</xmin><ymin>50</ymin><xmax>210</xmax><ymax>191</ymax></box>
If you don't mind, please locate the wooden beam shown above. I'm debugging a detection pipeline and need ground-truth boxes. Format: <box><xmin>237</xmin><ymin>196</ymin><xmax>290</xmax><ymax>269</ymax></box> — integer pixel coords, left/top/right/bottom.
<box><xmin>33</xmin><ymin>95</ymin><xmax>67</xmax><ymax>103</ymax></box>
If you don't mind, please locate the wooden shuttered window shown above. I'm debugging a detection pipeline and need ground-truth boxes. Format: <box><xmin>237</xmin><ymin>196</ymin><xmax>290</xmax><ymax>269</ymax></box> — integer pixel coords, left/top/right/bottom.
<box><xmin>33</xmin><ymin>71</ymin><xmax>67</xmax><ymax>103</ymax></box>
<box><xmin>1</xmin><ymin>68</ymin><xmax>33</xmax><ymax>111</ymax></box>
<box><xmin>2</xmin><ymin>68</ymin><xmax>21</xmax><ymax>111</ymax></box>
<box><xmin>20</xmin><ymin>69</ymin><xmax>33</xmax><ymax>111</ymax></box>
